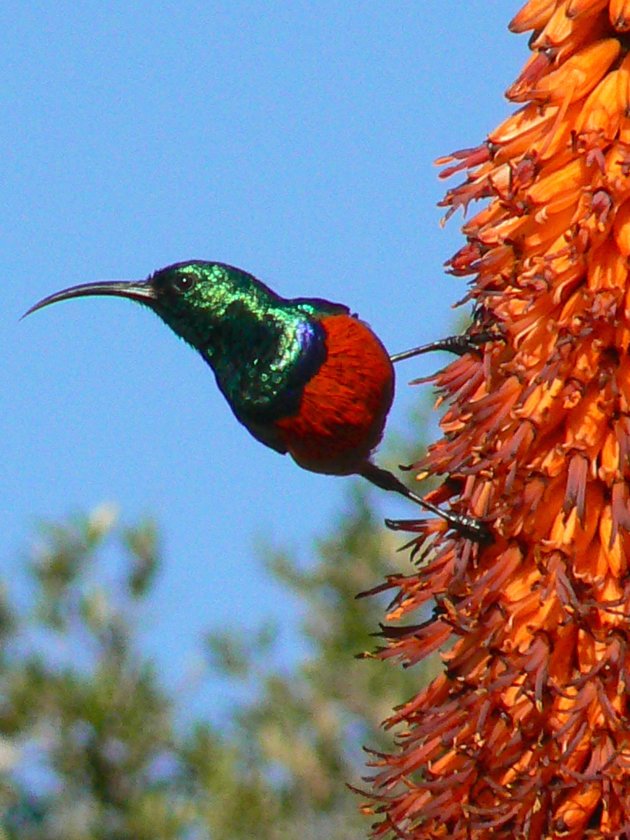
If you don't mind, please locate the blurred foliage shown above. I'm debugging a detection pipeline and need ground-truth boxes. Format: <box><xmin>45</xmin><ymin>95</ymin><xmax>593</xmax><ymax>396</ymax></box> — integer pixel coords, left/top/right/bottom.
<box><xmin>0</xmin><ymin>484</ymin><xmax>433</xmax><ymax>838</ymax></box>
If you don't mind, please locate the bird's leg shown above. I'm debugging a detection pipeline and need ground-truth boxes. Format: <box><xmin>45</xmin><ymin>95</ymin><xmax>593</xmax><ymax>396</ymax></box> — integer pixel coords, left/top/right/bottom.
<box><xmin>390</xmin><ymin>330</ymin><xmax>499</xmax><ymax>363</ymax></box>
<box><xmin>359</xmin><ymin>462</ymin><xmax>490</xmax><ymax>543</ymax></box>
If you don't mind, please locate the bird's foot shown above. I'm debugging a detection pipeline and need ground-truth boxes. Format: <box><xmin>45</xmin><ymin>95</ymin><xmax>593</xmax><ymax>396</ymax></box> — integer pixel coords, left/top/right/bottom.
<box><xmin>390</xmin><ymin>330</ymin><xmax>501</xmax><ymax>363</ymax></box>
<box><xmin>359</xmin><ymin>462</ymin><xmax>490</xmax><ymax>543</ymax></box>
<box><xmin>385</xmin><ymin>510</ymin><xmax>490</xmax><ymax>543</ymax></box>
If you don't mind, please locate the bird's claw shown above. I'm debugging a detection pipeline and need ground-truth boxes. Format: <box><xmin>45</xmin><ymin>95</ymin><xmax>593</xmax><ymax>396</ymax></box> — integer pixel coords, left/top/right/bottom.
<box><xmin>386</xmin><ymin>511</ymin><xmax>490</xmax><ymax>543</ymax></box>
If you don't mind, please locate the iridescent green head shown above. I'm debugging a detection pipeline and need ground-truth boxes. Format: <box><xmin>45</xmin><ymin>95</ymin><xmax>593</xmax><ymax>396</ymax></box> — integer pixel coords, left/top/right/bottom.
<box><xmin>25</xmin><ymin>260</ymin><xmax>278</xmax><ymax>345</ymax></box>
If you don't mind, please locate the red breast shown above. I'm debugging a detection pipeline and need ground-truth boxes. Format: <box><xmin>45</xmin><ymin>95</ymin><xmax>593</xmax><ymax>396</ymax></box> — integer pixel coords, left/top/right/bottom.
<box><xmin>273</xmin><ymin>314</ymin><xmax>395</xmax><ymax>475</ymax></box>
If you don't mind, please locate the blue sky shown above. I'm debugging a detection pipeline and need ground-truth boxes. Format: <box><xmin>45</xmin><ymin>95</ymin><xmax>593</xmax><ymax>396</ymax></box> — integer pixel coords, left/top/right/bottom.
<box><xmin>3</xmin><ymin>3</ymin><xmax>524</xmax><ymax>716</ymax></box>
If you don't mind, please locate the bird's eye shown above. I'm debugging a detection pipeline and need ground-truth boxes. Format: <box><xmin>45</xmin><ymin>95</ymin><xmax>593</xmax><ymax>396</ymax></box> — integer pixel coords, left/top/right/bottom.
<box><xmin>172</xmin><ymin>274</ymin><xmax>196</xmax><ymax>293</ymax></box>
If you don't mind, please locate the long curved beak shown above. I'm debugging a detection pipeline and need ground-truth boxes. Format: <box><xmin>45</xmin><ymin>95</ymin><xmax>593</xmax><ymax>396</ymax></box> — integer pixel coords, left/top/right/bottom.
<box><xmin>23</xmin><ymin>279</ymin><xmax>157</xmax><ymax>319</ymax></box>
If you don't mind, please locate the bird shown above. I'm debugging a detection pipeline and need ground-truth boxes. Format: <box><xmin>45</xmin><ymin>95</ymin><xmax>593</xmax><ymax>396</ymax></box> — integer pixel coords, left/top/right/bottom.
<box><xmin>24</xmin><ymin>260</ymin><xmax>488</xmax><ymax>541</ymax></box>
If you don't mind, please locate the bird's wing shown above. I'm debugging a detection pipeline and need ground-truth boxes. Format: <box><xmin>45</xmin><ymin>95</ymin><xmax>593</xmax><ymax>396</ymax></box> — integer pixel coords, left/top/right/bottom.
<box><xmin>291</xmin><ymin>297</ymin><xmax>350</xmax><ymax>317</ymax></box>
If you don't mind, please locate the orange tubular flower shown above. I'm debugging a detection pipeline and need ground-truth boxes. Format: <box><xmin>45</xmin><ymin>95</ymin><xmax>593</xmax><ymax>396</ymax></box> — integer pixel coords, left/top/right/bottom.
<box><xmin>366</xmin><ymin>3</ymin><xmax>630</xmax><ymax>838</ymax></box>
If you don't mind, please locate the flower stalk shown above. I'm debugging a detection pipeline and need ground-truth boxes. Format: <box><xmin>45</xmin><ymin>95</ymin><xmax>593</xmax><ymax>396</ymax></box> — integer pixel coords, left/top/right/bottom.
<box><xmin>367</xmin><ymin>3</ymin><xmax>630</xmax><ymax>837</ymax></box>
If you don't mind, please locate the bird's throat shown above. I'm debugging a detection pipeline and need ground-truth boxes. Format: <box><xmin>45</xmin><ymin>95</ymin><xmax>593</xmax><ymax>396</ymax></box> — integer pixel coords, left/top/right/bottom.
<box><xmin>201</xmin><ymin>303</ymin><xmax>327</xmax><ymax>421</ymax></box>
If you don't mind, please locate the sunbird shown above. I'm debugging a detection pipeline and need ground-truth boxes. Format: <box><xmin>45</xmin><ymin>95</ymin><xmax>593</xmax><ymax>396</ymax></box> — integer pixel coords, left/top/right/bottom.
<box><xmin>25</xmin><ymin>260</ymin><xmax>488</xmax><ymax>540</ymax></box>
